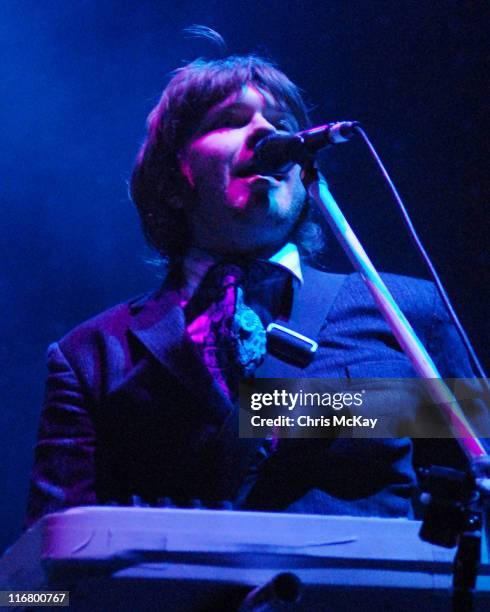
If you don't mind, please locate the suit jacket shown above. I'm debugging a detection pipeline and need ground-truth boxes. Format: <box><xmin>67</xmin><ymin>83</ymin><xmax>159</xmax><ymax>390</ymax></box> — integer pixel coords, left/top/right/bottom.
<box><xmin>25</xmin><ymin>266</ymin><xmax>478</xmax><ymax>526</ymax></box>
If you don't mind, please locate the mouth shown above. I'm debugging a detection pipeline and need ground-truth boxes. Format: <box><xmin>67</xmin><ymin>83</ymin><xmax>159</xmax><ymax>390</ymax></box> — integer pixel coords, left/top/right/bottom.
<box><xmin>234</xmin><ymin>160</ymin><xmax>287</xmax><ymax>182</ymax></box>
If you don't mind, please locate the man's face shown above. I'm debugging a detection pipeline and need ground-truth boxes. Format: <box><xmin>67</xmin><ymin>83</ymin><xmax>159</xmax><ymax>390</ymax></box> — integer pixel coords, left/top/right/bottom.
<box><xmin>178</xmin><ymin>84</ymin><xmax>307</xmax><ymax>256</ymax></box>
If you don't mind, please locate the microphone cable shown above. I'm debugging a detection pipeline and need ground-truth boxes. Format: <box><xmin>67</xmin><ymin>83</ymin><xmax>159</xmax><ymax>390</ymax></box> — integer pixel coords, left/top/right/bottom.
<box><xmin>352</xmin><ymin>124</ymin><xmax>489</xmax><ymax>390</ymax></box>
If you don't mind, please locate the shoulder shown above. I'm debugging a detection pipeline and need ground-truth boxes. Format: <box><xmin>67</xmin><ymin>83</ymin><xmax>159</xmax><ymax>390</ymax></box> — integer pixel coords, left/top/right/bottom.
<box><xmin>301</xmin><ymin>266</ymin><xmax>473</xmax><ymax>377</ymax></box>
<box><xmin>312</xmin><ymin>268</ymin><xmax>440</xmax><ymax>318</ymax></box>
<box><xmin>303</xmin><ymin>267</ymin><xmax>445</xmax><ymax>345</ymax></box>
<box><xmin>303</xmin><ymin>265</ymin><xmax>439</xmax><ymax>315</ymax></box>
<box><xmin>44</xmin><ymin>289</ymin><xmax>173</xmax><ymax>394</ymax></box>
<box><xmin>54</xmin><ymin>291</ymin><xmax>157</xmax><ymax>359</ymax></box>
<box><xmin>346</xmin><ymin>271</ymin><xmax>438</xmax><ymax>312</ymax></box>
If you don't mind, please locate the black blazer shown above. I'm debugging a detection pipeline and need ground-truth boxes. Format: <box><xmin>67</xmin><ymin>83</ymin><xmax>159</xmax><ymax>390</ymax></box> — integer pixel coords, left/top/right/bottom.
<box><xmin>26</xmin><ymin>266</ymin><xmax>478</xmax><ymax>525</ymax></box>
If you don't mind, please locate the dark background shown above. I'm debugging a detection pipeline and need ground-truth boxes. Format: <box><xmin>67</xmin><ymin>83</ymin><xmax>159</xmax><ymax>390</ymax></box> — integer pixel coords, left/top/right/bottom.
<box><xmin>1</xmin><ymin>1</ymin><xmax>488</xmax><ymax>553</ymax></box>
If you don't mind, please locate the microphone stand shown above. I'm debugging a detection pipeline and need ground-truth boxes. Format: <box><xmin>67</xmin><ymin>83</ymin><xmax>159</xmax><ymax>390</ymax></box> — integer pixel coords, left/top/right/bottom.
<box><xmin>301</xmin><ymin>161</ymin><xmax>490</xmax><ymax>611</ymax></box>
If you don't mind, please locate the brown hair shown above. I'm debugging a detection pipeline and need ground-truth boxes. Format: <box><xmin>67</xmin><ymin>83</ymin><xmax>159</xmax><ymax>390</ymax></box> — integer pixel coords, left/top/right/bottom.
<box><xmin>130</xmin><ymin>55</ymin><xmax>322</xmax><ymax>262</ymax></box>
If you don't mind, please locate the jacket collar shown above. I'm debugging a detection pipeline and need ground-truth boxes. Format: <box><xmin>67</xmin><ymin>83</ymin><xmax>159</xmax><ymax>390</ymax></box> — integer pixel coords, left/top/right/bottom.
<box><xmin>127</xmin><ymin>283</ymin><xmax>265</xmax><ymax>496</ymax></box>
<box><xmin>127</xmin><ymin>285</ymin><xmax>234</xmax><ymax>420</ymax></box>
<box><xmin>255</xmin><ymin>266</ymin><xmax>347</xmax><ymax>378</ymax></box>
<box><xmin>180</xmin><ymin>242</ymin><xmax>303</xmax><ymax>307</ymax></box>
<box><xmin>127</xmin><ymin>265</ymin><xmax>347</xmax><ymax>384</ymax></box>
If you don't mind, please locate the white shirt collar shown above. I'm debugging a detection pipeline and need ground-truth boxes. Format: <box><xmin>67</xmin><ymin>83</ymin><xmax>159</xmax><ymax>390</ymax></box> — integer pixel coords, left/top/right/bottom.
<box><xmin>265</xmin><ymin>242</ymin><xmax>303</xmax><ymax>285</ymax></box>
<box><xmin>181</xmin><ymin>243</ymin><xmax>303</xmax><ymax>305</ymax></box>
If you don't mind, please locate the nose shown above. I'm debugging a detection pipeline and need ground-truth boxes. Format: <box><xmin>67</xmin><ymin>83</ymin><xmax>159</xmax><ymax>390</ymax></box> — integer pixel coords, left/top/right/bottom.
<box><xmin>245</xmin><ymin>112</ymin><xmax>276</xmax><ymax>150</ymax></box>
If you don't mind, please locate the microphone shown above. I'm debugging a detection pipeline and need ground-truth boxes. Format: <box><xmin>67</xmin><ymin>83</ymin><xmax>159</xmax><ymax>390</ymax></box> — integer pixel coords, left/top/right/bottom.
<box><xmin>253</xmin><ymin>121</ymin><xmax>360</xmax><ymax>175</ymax></box>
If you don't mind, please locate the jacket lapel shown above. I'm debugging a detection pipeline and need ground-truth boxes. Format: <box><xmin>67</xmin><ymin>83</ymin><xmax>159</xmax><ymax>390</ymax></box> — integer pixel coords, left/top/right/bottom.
<box><xmin>128</xmin><ymin>287</ymin><xmax>233</xmax><ymax>421</ymax></box>
<box><xmin>127</xmin><ymin>285</ymin><xmax>265</xmax><ymax>498</ymax></box>
<box><xmin>256</xmin><ymin>267</ymin><xmax>346</xmax><ymax>378</ymax></box>
<box><xmin>128</xmin><ymin>267</ymin><xmax>347</xmax><ymax>386</ymax></box>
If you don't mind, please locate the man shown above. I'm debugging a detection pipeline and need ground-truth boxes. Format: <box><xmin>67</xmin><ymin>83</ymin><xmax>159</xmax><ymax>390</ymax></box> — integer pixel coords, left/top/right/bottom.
<box><xmin>25</xmin><ymin>55</ymin><xmax>476</xmax><ymax>526</ymax></box>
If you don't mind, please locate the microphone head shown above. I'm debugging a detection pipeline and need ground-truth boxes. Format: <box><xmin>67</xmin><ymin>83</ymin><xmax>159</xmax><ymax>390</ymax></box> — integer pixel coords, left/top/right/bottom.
<box><xmin>253</xmin><ymin>133</ymin><xmax>306</xmax><ymax>175</ymax></box>
<box><xmin>253</xmin><ymin>121</ymin><xmax>360</xmax><ymax>175</ymax></box>
<box><xmin>300</xmin><ymin>121</ymin><xmax>360</xmax><ymax>151</ymax></box>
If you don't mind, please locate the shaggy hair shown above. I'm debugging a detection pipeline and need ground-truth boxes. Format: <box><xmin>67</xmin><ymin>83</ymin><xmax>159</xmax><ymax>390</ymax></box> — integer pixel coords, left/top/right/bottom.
<box><xmin>130</xmin><ymin>55</ymin><xmax>323</xmax><ymax>262</ymax></box>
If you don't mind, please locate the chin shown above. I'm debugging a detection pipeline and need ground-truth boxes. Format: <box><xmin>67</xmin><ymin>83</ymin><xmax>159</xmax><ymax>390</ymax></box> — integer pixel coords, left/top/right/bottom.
<box><xmin>226</xmin><ymin>226</ymin><xmax>292</xmax><ymax>256</ymax></box>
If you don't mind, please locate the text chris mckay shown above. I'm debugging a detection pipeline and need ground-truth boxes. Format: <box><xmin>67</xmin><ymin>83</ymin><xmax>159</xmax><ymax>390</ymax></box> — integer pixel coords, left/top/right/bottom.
<box><xmin>250</xmin><ymin>415</ymin><xmax>378</xmax><ymax>429</ymax></box>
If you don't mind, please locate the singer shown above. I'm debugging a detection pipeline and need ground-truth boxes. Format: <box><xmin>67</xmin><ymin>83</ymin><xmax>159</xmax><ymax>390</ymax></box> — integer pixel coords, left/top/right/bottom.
<box><xmin>25</xmin><ymin>53</ymin><xmax>478</xmax><ymax>525</ymax></box>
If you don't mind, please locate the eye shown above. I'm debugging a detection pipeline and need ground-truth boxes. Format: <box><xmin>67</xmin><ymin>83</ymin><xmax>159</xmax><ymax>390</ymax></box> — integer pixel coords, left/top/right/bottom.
<box><xmin>212</xmin><ymin>109</ymin><xmax>249</xmax><ymax>130</ymax></box>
